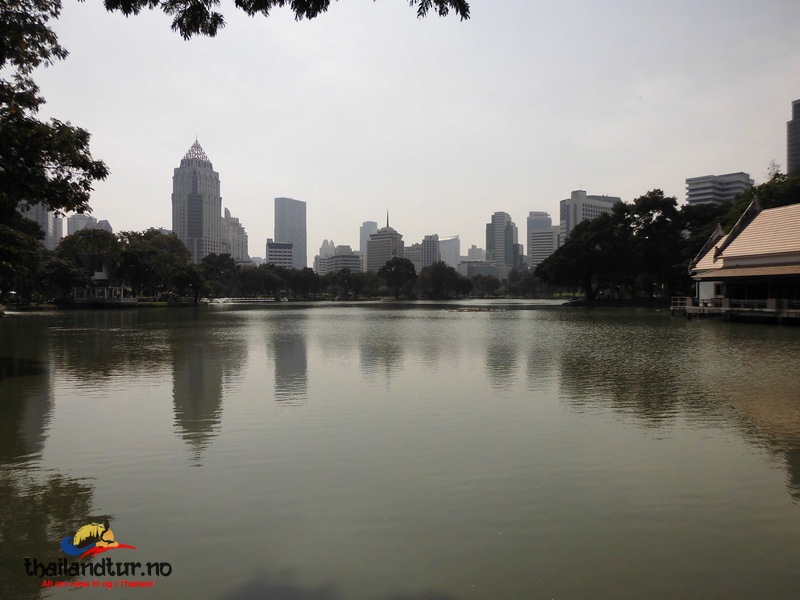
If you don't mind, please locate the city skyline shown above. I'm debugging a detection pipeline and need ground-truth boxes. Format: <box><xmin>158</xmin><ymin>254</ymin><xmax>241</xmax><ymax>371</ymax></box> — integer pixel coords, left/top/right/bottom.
<box><xmin>34</xmin><ymin>2</ymin><xmax>800</xmax><ymax>258</ymax></box>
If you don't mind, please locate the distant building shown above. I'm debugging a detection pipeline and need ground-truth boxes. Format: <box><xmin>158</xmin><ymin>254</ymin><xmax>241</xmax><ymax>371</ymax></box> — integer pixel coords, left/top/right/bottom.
<box><xmin>405</xmin><ymin>243</ymin><xmax>423</xmax><ymax>274</ymax></box>
<box><xmin>224</xmin><ymin>208</ymin><xmax>250</xmax><ymax>263</ymax></box>
<box><xmin>96</xmin><ymin>220</ymin><xmax>113</xmax><ymax>233</ymax></box>
<box><xmin>467</xmin><ymin>245</ymin><xmax>485</xmax><ymax>261</ymax></box>
<box><xmin>457</xmin><ymin>260</ymin><xmax>499</xmax><ymax>279</ymax></box>
<box><xmin>266</xmin><ymin>238</ymin><xmax>293</xmax><ymax>269</ymax></box>
<box><xmin>685</xmin><ymin>172</ymin><xmax>754</xmax><ymax>206</ymax></box>
<box><xmin>438</xmin><ymin>235</ymin><xmax>460</xmax><ymax>268</ymax></box>
<box><xmin>527</xmin><ymin>211</ymin><xmax>559</xmax><ymax>271</ymax></box>
<box><xmin>366</xmin><ymin>216</ymin><xmax>404</xmax><ymax>272</ymax></box>
<box><xmin>788</xmin><ymin>99</ymin><xmax>800</xmax><ymax>177</ymax></box>
<box><xmin>421</xmin><ymin>234</ymin><xmax>440</xmax><ymax>269</ymax></box>
<box><xmin>559</xmin><ymin>190</ymin><xmax>621</xmax><ymax>241</ymax></box>
<box><xmin>275</xmin><ymin>197</ymin><xmax>307</xmax><ymax>269</ymax></box>
<box><xmin>316</xmin><ymin>245</ymin><xmax>362</xmax><ymax>276</ymax></box>
<box><xmin>18</xmin><ymin>202</ymin><xmax>60</xmax><ymax>250</ymax></box>
<box><xmin>486</xmin><ymin>212</ymin><xmax>523</xmax><ymax>270</ymax></box>
<box><xmin>172</xmin><ymin>140</ymin><xmax>224</xmax><ymax>264</ymax></box>
<box><xmin>359</xmin><ymin>221</ymin><xmax>378</xmax><ymax>272</ymax></box>
<box><xmin>67</xmin><ymin>214</ymin><xmax>98</xmax><ymax>235</ymax></box>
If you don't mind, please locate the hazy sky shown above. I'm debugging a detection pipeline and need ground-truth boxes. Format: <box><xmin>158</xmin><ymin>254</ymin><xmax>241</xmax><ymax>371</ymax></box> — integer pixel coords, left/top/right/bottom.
<box><xmin>36</xmin><ymin>0</ymin><xmax>800</xmax><ymax>260</ymax></box>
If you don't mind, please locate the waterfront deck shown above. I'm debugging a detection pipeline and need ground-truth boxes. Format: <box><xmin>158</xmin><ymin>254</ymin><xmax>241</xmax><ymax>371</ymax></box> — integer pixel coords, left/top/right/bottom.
<box><xmin>671</xmin><ymin>296</ymin><xmax>800</xmax><ymax>323</ymax></box>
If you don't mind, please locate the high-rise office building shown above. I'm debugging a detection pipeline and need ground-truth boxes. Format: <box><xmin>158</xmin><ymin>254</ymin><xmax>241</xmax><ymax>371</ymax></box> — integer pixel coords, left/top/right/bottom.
<box><xmin>266</xmin><ymin>239</ymin><xmax>293</xmax><ymax>268</ymax></box>
<box><xmin>172</xmin><ymin>140</ymin><xmax>224</xmax><ymax>264</ymax></box>
<box><xmin>438</xmin><ymin>235</ymin><xmax>460</xmax><ymax>268</ymax></box>
<box><xmin>360</xmin><ymin>221</ymin><xmax>378</xmax><ymax>272</ymax></box>
<box><xmin>274</xmin><ymin>197</ymin><xmax>307</xmax><ymax>270</ymax></box>
<box><xmin>366</xmin><ymin>216</ymin><xmax>404</xmax><ymax>272</ymax></box>
<box><xmin>224</xmin><ymin>208</ymin><xmax>250</xmax><ymax>263</ymax></box>
<box><xmin>788</xmin><ymin>99</ymin><xmax>800</xmax><ymax>177</ymax></box>
<box><xmin>685</xmin><ymin>173</ymin><xmax>753</xmax><ymax>206</ymax></box>
<box><xmin>527</xmin><ymin>211</ymin><xmax>559</xmax><ymax>271</ymax></box>
<box><xmin>486</xmin><ymin>212</ymin><xmax>523</xmax><ymax>271</ymax></box>
<box><xmin>67</xmin><ymin>213</ymin><xmax>98</xmax><ymax>235</ymax></box>
<box><xmin>18</xmin><ymin>202</ymin><xmax>61</xmax><ymax>250</ymax></box>
<box><xmin>559</xmin><ymin>190</ymin><xmax>621</xmax><ymax>241</ymax></box>
<box><xmin>421</xmin><ymin>234</ymin><xmax>440</xmax><ymax>269</ymax></box>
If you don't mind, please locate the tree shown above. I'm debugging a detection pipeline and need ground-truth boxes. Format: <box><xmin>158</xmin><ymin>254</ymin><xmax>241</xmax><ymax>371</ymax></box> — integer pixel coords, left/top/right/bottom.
<box><xmin>417</xmin><ymin>261</ymin><xmax>462</xmax><ymax>299</ymax></box>
<box><xmin>535</xmin><ymin>208</ymin><xmax>633</xmax><ymax>301</ymax></box>
<box><xmin>377</xmin><ymin>256</ymin><xmax>417</xmax><ymax>298</ymax></box>
<box><xmin>628</xmin><ymin>189</ymin><xmax>685</xmax><ymax>297</ymax></box>
<box><xmin>199</xmin><ymin>253</ymin><xmax>238</xmax><ymax>297</ymax></box>
<box><xmin>0</xmin><ymin>0</ymin><xmax>108</xmax><ymax>220</ymax></box>
<box><xmin>105</xmin><ymin>0</ymin><xmax>471</xmax><ymax>39</ymax></box>
<box><xmin>117</xmin><ymin>229</ymin><xmax>191</xmax><ymax>296</ymax></box>
<box><xmin>55</xmin><ymin>228</ymin><xmax>122</xmax><ymax>270</ymax></box>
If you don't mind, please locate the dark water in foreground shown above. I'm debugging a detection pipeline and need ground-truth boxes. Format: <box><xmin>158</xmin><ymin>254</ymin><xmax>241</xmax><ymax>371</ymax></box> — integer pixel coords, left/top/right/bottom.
<box><xmin>2</xmin><ymin>301</ymin><xmax>800</xmax><ymax>599</ymax></box>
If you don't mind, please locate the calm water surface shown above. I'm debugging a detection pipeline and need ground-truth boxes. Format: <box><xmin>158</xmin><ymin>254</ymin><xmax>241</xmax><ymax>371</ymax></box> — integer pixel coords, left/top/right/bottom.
<box><xmin>2</xmin><ymin>302</ymin><xmax>800</xmax><ymax>599</ymax></box>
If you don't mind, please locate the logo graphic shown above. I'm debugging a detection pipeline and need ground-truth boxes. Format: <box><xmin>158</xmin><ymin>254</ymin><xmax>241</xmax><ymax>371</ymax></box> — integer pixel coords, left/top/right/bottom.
<box><xmin>59</xmin><ymin>520</ymin><xmax>136</xmax><ymax>559</ymax></box>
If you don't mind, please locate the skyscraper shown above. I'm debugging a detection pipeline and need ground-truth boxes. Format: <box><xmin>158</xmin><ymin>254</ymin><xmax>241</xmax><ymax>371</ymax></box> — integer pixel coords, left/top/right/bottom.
<box><xmin>788</xmin><ymin>99</ymin><xmax>800</xmax><ymax>177</ymax></box>
<box><xmin>274</xmin><ymin>197</ymin><xmax>307</xmax><ymax>270</ymax></box>
<box><xmin>366</xmin><ymin>215</ymin><xmax>404</xmax><ymax>272</ymax></box>
<box><xmin>359</xmin><ymin>221</ymin><xmax>378</xmax><ymax>272</ymax></box>
<box><xmin>486</xmin><ymin>212</ymin><xmax>523</xmax><ymax>271</ymax></box>
<box><xmin>172</xmin><ymin>140</ymin><xmax>224</xmax><ymax>264</ymax></box>
<box><xmin>685</xmin><ymin>172</ymin><xmax>753</xmax><ymax>206</ymax></box>
<box><xmin>438</xmin><ymin>235</ymin><xmax>460</xmax><ymax>268</ymax></box>
<box><xmin>224</xmin><ymin>208</ymin><xmax>250</xmax><ymax>263</ymax></box>
<box><xmin>527</xmin><ymin>211</ymin><xmax>559</xmax><ymax>271</ymax></box>
<box><xmin>559</xmin><ymin>190</ymin><xmax>621</xmax><ymax>240</ymax></box>
<box><xmin>421</xmin><ymin>234</ymin><xmax>440</xmax><ymax>269</ymax></box>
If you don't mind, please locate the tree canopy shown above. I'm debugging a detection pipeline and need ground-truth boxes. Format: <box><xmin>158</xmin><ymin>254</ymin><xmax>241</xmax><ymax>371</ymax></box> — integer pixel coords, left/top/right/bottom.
<box><xmin>104</xmin><ymin>0</ymin><xmax>471</xmax><ymax>39</ymax></box>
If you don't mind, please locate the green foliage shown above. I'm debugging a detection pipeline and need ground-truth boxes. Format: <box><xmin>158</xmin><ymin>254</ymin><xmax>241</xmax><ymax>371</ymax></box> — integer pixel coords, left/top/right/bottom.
<box><xmin>117</xmin><ymin>229</ymin><xmax>191</xmax><ymax>295</ymax></box>
<box><xmin>377</xmin><ymin>256</ymin><xmax>417</xmax><ymax>298</ymax></box>
<box><xmin>0</xmin><ymin>0</ymin><xmax>108</xmax><ymax>221</ymax></box>
<box><xmin>55</xmin><ymin>228</ymin><xmax>122</xmax><ymax>270</ymax></box>
<box><xmin>723</xmin><ymin>172</ymin><xmax>800</xmax><ymax>226</ymax></box>
<box><xmin>104</xmin><ymin>0</ymin><xmax>470</xmax><ymax>39</ymax></box>
<box><xmin>417</xmin><ymin>261</ymin><xmax>466</xmax><ymax>299</ymax></box>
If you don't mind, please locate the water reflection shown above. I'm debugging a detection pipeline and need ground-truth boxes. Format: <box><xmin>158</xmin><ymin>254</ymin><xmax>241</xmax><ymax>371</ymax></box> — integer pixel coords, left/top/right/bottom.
<box><xmin>360</xmin><ymin>315</ymin><xmax>405</xmax><ymax>381</ymax></box>
<box><xmin>270</xmin><ymin>313</ymin><xmax>308</xmax><ymax>404</ymax></box>
<box><xmin>171</xmin><ymin>313</ymin><xmax>247</xmax><ymax>463</ymax></box>
<box><xmin>0</xmin><ymin>319</ymin><xmax>53</xmax><ymax>463</ymax></box>
<box><xmin>483</xmin><ymin>314</ymin><xmax>520</xmax><ymax>391</ymax></box>
<box><xmin>221</xmin><ymin>569</ymin><xmax>463</xmax><ymax>600</ymax></box>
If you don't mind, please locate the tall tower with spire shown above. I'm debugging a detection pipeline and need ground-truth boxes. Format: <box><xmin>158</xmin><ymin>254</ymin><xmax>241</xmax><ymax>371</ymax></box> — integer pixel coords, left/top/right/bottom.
<box><xmin>172</xmin><ymin>140</ymin><xmax>224</xmax><ymax>264</ymax></box>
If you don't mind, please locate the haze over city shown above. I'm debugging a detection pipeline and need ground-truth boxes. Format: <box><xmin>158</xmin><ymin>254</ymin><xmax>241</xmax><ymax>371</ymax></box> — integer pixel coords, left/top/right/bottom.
<box><xmin>35</xmin><ymin>0</ymin><xmax>800</xmax><ymax>259</ymax></box>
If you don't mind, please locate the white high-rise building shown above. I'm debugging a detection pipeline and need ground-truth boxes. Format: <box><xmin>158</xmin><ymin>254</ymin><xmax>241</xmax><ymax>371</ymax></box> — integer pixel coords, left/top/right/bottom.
<box><xmin>224</xmin><ymin>208</ymin><xmax>250</xmax><ymax>263</ymax></box>
<box><xmin>366</xmin><ymin>216</ymin><xmax>404</xmax><ymax>273</ymax></box>
<box><xmin>421</xmin><ymin>234</ymin><xmax>440</xmax><ymax>269</ymax></box>
<box><xmin>275</xmin><ymin>197</ymin><xmax>307</xmax><ymax>270</ymax></box>
<box><xmin>685</xmin><ymin>173</ymin><xmax>754</xmax><ymax>206</ymax></box>
<box><xmin>405</xmin><ymin>243</ymin><xmax>423</xmax><ymax>274</ymax></box>
<box><xmin>438</xmin><ymin>235</ymin><xmax>460</xmax><ymax>268</ymax></box>
<box><xmin>527</xmin><ymin>211</ymin><xmax>559</xmax><ymax>271</ymax></box>
<box><xmin>172</xmin><ymin>140</ymin><xmax>224</xmax><ymax>264</ymax></box>
<box><xmin>266</xmin><ymin>239</ymin><xmax>293</xmax><ymax>268</ymax></box>
<box><xmin>559</xmin><ymin>190</ymin><xmax>621</xmax><ymax>241</ymax></box>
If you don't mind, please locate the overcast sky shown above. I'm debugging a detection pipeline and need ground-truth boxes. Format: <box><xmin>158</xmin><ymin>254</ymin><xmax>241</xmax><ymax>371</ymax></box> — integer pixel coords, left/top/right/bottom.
<box><xmin>36</xmin><ymin>0</ymin><xmax>800</xmax><ymax>260</ymax></box>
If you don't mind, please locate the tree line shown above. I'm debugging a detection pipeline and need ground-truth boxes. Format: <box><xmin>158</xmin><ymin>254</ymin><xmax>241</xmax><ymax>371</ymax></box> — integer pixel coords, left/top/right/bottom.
<box><xmin>534</xmin><ymin>173</ymin><xmax>800</xmax><ymax>301</ymax></box>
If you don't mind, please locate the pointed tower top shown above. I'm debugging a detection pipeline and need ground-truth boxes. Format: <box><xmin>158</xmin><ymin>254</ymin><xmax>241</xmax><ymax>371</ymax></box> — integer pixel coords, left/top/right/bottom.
<box><xmin>386</xmin><ymin>211</ymin><xmax>389</xmax><ymax>228</ymax></box>
<box><xmin>183</xmin><ymin>140</ymin><xmax>209</xmax><ymax>162</ymax></box>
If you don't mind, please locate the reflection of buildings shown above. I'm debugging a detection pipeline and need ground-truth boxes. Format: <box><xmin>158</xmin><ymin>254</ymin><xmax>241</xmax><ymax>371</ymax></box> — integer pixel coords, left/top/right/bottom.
<box><xmin>270</xmin><ymin>315</ymin><xmax>308</xmax><ymax>403</ymax></box>
<box><xmin>0</xmin><ymin>318</ymin><xmax>53</xmax><ymax>462</ymax></box>
<box><xmin>360</xmin><ymin>327</ymin><xmax>404</xmax><ymax>380</ymax></box>
<box><xmin>171</xmin><ymin>316</ymin><xmax>245</xmax><ymax>463</ymax></box>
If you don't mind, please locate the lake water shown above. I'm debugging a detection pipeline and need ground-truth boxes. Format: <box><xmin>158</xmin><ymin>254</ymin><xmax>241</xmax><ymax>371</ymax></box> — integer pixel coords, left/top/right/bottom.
<box><xmin>2</xmin><ymin>301</ymin><xmax>800</xmax><ymax>599</ymax></box>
